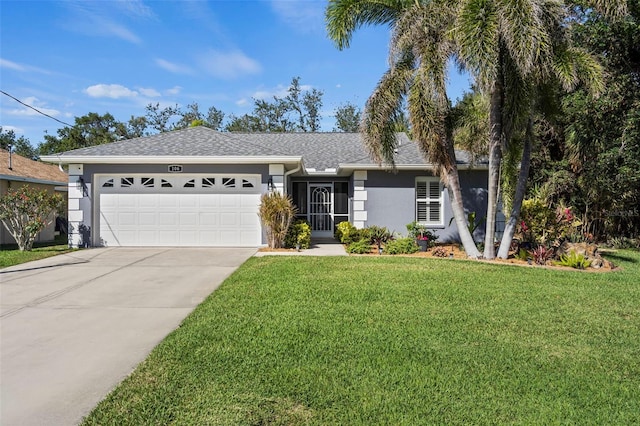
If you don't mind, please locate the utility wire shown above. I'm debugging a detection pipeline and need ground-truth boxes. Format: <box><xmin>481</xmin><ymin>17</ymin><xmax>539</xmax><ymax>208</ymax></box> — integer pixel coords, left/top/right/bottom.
<box><xmin>1</xmin><ymin>90</ymin><xmax>74</xmax><ymax>127</ymax></box>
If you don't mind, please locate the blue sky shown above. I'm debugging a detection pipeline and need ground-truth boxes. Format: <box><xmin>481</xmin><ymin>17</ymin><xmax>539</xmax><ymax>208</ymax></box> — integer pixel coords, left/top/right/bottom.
<box><xmin>1</xmin><ymin>0</ymin><xmax>472</xmax><ymax>147</ymax></box>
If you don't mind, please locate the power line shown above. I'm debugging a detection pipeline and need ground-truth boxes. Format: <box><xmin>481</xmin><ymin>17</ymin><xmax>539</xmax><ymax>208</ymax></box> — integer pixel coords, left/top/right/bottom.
<box><xmin>1</xmin><ymin>90</ymin><xmax>74</xmax><ymax>127</ymax></box>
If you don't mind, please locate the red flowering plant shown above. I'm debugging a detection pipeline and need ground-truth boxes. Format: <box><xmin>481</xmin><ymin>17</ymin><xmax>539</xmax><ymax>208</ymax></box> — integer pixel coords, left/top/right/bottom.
<box><xmin>406</xmin><ymin>221</ymin><xmax>438</xmax><ymax>248</ymax></box>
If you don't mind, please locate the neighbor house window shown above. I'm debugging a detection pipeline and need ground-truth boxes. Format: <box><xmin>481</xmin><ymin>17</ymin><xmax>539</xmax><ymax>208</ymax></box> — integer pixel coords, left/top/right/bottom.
<box><xmin>416</xmin><ymin>177</ymin><xmax>443</xmax><ymax>226</ymax></box>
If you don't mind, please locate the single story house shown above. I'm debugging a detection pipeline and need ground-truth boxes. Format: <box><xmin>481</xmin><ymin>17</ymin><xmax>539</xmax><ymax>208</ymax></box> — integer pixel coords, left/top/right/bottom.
<box><xmin>41</xmin><ymin>127</ymin><xmax>491</xmax><ymax>248</ymax></box>
<box><xmin>1</xmin><ymin>149</ymin><xmax>68</xmax><ymax>246</ymax></box>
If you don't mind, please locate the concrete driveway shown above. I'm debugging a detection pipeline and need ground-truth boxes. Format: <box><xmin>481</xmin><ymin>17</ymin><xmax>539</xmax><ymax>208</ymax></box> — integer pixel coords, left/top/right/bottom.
<box><xmin>0</xmin><ymin>247</ymin><xmax>255</xmax><ymax>426</ymax></box>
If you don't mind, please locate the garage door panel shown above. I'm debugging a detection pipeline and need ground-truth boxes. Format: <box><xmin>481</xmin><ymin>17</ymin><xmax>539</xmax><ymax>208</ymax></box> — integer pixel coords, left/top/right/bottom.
<box><xmin>99</xmin><ymin>180</ymin><xmax>261</xmax><ymax>247</ymax></box>
<box><xmin>158</xmin><ymin>196</ymin><xmax>179</xmax><ymax>208</ymax></box>
<box><xmin>179</xmin><ymin>213</ymin><xmax>198</xmax><ymax>226</ymax></box>
<box><xmin>199</xmin><ymin>213</ymin><xmax>218</xmax><ymax>226</ymax></box>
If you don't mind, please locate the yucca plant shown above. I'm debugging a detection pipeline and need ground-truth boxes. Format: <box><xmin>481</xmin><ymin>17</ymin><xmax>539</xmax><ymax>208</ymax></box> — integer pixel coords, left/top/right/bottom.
<box><xmin>258</xmin><ymin>191</ymin><xmax>297</xmax><ymax>249</ymax></box>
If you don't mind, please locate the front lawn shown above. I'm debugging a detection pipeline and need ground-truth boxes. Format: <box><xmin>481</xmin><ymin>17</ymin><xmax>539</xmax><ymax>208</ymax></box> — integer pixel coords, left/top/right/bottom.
<box><xmin>0</xmin><ymin>238</ymin><xmax>73</xmax><ymax>268</ymax></box>
<box><xmin>84</xmin><ymin>251</ymin><xmax>640</xmax><ymax>425</ymax></box>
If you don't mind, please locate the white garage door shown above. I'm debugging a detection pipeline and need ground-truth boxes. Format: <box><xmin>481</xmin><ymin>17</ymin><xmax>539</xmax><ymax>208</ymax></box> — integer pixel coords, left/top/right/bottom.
<box><xmin>98</xmin><ymin>175</ymin><xmax>261</xmax><ymax>247</ymax></box>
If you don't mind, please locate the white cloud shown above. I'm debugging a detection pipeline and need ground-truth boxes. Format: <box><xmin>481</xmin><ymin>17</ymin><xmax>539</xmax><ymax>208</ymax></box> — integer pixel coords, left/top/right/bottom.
<box><xmin>0</xmin><ymin>58</ymin><xmax>25</xmax><ymax>71</ymax></box>
<box><xmin>271</xmin><ymin>0</ymin><xmax>324</xmax><ymax>33</ymax></box>
<box><xmin>2</xmin><ymin>125</ymin><xmax>24</xmax><ymax>134</ymax></box>
<box><xmin>85</xmin><ymin>84</ymin><xmax>138</xmax><ymax>99</ymax></box>
<box><xmin>155</xmin><ymin>58</ymin><xmax>193</xmax><ymax>75</ymax></box>
<box><xmin>199</xmin><ymin>49</ymin><xmax>262</xmax><ymax>79</ymax></box>
<box><xmin>252</xmin><ymin>82</ymin><xmax>313</xmax><ymax>100</ymax></box>
<box><xmin>235</xmin><ymin>98</ymin><xmax>249</xmax><ymax>107</ymax></box>
<box><xmin>165</xmin><ymin>86</ymin><xmax>182</xmax><ymax>96</ymax></box>
<box><xmin>101</xmin><ymin>21</ymin><xmax>142</xmax><ymax>44</ymax></box>
<box><xmin>0</xmin><ymin>58</ymin><xmax>51</xmax><ymax>74</ymax></box>
<box><xmin>115</xmin><ymin>0</ymin><xmax>156</xmax><ymax>19</ymax></box>
<box><xmin>138</xmin><ymin>87</ymin><xmax>161</xmax><ymax>97</ymax></box>
<box><xmin>62</xmin><ymin>2</ymin><xmax>143</xmax><ymax>44</ymax></box>
<box><xmin>7</xmin><ymin>96</ymin><xmax>60</xmax><ymax>117</ymax></box>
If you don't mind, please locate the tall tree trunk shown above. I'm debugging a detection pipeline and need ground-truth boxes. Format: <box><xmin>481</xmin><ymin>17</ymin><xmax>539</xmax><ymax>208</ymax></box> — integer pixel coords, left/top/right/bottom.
<box><xmin>483</xmin><ymin>75</ymin><xmax>504</xmax><ymax>259</ymax></box>
<box><xmin>497</xmin><ymin>118</ymin><xmax>533</xmax><ymax>259</ymax></box>
<box><xmin>444</xmin><ymin>166</ymin><xmax>482</xmax><ymax>259</ymax></box>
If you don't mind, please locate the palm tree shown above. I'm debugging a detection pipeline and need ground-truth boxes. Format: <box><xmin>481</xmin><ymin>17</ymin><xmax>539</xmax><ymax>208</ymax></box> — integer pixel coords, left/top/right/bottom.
<box><xmin>327</xmin><ymin>0</ymin><xmax>626</xmax><ymax>260</ymax></box>
<box><xmin>327</xmin><ymin>0</ymin><xmax>482</xmax><ymax>258</ymax></box>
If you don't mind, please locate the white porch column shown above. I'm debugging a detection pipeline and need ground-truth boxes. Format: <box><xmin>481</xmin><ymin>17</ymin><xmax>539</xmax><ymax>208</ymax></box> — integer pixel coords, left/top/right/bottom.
<box><xmin>67</xmin><ymin>164</ymin><xmax>84</xmax><ymax>248</ymax></box>
<box><xmin>269</xmin><ymin>164</ymin><xmax>285</xmax><ymax>194</ymax></box>
<box><xmin>352</xmin><ymin>170</ymin><xmax>368</xmax><ymax>229</ymax></box>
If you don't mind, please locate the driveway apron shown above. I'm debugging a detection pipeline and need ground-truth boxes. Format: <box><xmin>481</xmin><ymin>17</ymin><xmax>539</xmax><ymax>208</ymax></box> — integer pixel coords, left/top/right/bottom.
<box><xmin>0</xmin><ymin>247</ymin><xmax>255</xmax><ymax>426</ymax></box>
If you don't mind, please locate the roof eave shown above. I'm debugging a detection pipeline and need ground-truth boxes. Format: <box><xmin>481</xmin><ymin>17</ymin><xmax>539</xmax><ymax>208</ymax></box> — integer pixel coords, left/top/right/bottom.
<box><xmin>337</xmin><ymin>163</ymin><xmax>488</xmax><ymax>173</ymax></box>
<box><xmin>40</xmin><ymin>155</ymin><xmax>303</xmax><ymax>166</ymax></box>
<box><xmin>0</xmin><ymin>174</ymin><xmax>67</xmax><ymax>186</ymax></box>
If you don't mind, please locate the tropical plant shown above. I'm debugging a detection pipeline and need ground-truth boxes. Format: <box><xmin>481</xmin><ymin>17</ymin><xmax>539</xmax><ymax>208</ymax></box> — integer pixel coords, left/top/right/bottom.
<box><xmin>384</xmin><ymin>237</ymin><xmax>419</xmax><ymax>254</ymax></box>
<box><xmin>366</xmin><ymin>225</ymin><xmax>392</xmax><ymax>253</ymax></box>
<box><xmin>554</xmin><ymin>250</ymin><xmax>592</xmax><ymax>269</ymax></box>
<box><xmin>326</xmin><ymin>0</ymin><xmax>482</xmax><ymax>258</ymax></box>
<box><xmin>285</xmin><ymin>219</ymin><xmax>312</xmax><ymax>250</ymax></box>
<box><xmin>532</xmin><ymin>245</ymin><xmax>554</xmax><ymax>266</ymax></box>
<box><xmin>0</xmin><ymin>185</ymin><xmax>65</xmax><ymax>251</ymax></box>
<box><xmin>326</xmin><ymin>0</ymin><xmax>627</xmax><ymax>260</ymax></box>
<box><xmin>258</xmin><ymin>191</ymin><xmax>297</xmax><ymax>249</ymax></box>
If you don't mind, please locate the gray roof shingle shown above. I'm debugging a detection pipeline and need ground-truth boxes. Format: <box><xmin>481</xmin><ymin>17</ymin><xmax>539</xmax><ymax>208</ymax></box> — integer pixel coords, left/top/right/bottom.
<box><xmin>53</xmin><ymin>127</ymin><xmax>481</xmax><ymax>170</ymax></box>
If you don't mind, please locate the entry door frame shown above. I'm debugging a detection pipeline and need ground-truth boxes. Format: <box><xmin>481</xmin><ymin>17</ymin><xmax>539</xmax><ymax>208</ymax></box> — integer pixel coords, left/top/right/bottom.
<box><xmin>308</xmin><ymin>183</ymin><xmax>334</xmax><ymax>238</ymax></box>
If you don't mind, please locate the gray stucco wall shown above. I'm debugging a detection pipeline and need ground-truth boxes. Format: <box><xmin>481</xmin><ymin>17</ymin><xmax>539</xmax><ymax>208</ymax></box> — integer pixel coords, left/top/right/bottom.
<box><xmin>364</xmin><ymin>169</ymin><xmax>490</xmax><ymax>243</ymax></box>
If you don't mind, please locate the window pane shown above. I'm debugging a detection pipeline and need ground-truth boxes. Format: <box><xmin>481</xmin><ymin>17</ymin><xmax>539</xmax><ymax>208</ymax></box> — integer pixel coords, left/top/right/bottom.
<box><xmin>416</xmin><ymin>181</ymin><xmax>427</xmax><ymax>198</ymax></box>
<box><xmin>334</xmin><ymin>182</ymin><xmax>349</xmax><ymax>214</ymax></box>
<box><xmin>292</xmin><ymin>182</ymin><xmax>307</xmax><ymax>214</ymax></box>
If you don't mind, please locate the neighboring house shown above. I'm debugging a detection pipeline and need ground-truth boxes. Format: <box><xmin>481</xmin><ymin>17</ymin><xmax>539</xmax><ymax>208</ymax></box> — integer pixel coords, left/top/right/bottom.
<box><xmin>0</xmin><ymin>149</ymin><xmax>68</xmax><ymax>246</ymax></box>
<box><xmin>41</xmin><ymin>127</ymin><xmax>492</xmax><ymax>248</ymax></box>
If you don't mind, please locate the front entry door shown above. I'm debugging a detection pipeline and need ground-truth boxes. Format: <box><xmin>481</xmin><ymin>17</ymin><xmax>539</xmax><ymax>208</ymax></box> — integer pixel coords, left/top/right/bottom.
<box><xmin>309</xmin><ymin>184</ymin><xmax>333</xmax><ymax>238</ymax></box>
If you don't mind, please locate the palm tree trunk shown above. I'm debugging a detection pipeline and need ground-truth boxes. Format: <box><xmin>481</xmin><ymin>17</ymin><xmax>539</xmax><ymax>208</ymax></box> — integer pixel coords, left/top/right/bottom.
<box><xmin>483</xmin><ymin>76</ymin><xmax>504</xmax><ymax>259</ymax></box>
<box><xmin>497</xmin><ymin>118</ymin><xmax>533</xmax><ymax>259</ymax></box>
<box><xmin>445</xmin><ymin>167</ymin><xmax>481</xmax><ymax>258</ymax></box>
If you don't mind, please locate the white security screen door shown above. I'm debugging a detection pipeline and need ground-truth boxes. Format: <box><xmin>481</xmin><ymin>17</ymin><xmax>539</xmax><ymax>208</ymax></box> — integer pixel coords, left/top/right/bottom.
<box><xmin>309</xmin><ymin>184</ymin><xmax>333</xmax><ymax>237</ymax></box>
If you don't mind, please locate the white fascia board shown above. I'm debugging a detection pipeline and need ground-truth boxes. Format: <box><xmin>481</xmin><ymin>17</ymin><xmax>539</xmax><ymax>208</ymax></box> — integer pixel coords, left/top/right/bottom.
<box><xmin>337</xmin><ymin>163</ymin><xmax>488</xmax><ymax>173</ymax></box>
<box><xmin>0</xmin><ymin>174</ymin><xmax>67</xmax><ymax>186</ymax></box>
<box><xmin>40</xmin><ymin>155</ymin><xmax>303</xmax><ymax>166</ymax></box>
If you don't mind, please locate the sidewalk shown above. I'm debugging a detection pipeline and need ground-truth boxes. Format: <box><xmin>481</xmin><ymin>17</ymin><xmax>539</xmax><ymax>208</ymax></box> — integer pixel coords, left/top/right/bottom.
<box><xmin>254</xmin><ymin>239</ymin><xmax>347</xmax><ymax>257</ymax></box>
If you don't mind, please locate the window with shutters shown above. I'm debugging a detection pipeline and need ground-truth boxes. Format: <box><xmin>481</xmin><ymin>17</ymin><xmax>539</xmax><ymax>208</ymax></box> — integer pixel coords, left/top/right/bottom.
<box><xmin>415</xmin><ymin>177</ymin><xmax>444</xmax><ymax>226</ymax></box>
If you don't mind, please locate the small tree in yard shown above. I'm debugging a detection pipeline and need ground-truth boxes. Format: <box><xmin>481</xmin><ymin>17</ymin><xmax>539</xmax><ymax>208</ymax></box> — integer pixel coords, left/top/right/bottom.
<box><xmin>0</xmin><ymin>185</ymin><xmax>65</xmax><ymax>251</ymax></box>
<box><xmin>258</xmin><ymin>191</ymin><xmax>297</xmax><ymax>249</ymax></box>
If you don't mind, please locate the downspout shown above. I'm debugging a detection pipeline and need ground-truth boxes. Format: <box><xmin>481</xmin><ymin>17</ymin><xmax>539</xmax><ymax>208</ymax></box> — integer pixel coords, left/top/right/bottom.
<box><xmin>283</xmin><ymin>163</ymin><xmax>302</xmax><ymax>195</ymax></box>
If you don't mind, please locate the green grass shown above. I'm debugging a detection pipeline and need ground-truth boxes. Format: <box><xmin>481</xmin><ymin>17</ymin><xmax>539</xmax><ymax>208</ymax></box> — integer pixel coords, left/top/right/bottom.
<box><xmin>0</xmin><ymin>236</ymin><xmax>73</xmax><ymax>268</ymax></box>
<box><xmin>83</xmin><ymin>251</ymin><xmax>640</xmax><ymax>425</ymax></box>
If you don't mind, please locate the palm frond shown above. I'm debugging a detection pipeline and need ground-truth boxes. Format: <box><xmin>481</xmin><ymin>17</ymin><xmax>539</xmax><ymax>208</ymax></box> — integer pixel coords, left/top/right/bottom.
<box><xmin>361</xmin><ymin>51</ymin><xmax>415</xmax><ymax>166</ymax></box>
<box><xmin>326</xmin><ymin>0</ymin><xmax>411</xmax><ymax>50</ymax></box>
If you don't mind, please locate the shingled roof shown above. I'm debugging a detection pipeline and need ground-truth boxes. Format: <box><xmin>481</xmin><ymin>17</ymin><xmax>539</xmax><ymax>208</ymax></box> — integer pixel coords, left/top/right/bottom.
<box><xmin>1</xmin><ymin>149</ymin><xmax>67</xmax><ymax>185</ymax></box>
<box><xmin>46</xmin><ymin>127</ymin><xmax>481</xmax><ymax>171</ymax></box>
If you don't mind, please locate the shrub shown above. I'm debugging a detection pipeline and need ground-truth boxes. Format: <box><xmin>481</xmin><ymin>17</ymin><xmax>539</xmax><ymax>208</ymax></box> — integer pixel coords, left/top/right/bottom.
<box><xmin>366</xmin><ymin>225</ymin><xmax>392</xmax><ymax>251</ymax></box>
<box><xmin>554</xmin><ymin>250</ymin><xmax>592</xmax><ymax>269</ymax></box>
<box><xmin>384</xmin><ymin>237</ymin><xmax>419</xmax><ymax>255</ymax></box>
<box><xmin>431</xmin><ymin>246</ymin><xmax>449</xmax><ymax>257</ymax></box>
<box><xmin>285</xmin><ymin>219</ymin><xmax>311</xmax><ymax>249</ymax></box>
<box><xmin>532</xmin><ymin>245</ymin><xmax>554</xmax><ymax>265</ymax></box>
<box><xmin>515</xmin><ymin>248</ymin><xmax>530</xmax><ymax>261</ymax></box>
<box><xmin>346</xmin><ymin>239</ymin><xmax>373</xmax><ymax>254</ymax></box>
<box><xmin>0</xmin><ymin>185</ymin><xmax>65</xmax><ymax>251</ymax></box>
<box><xmin>335</xmin><ymin>221</ymin><xmax>360</xmax><ymax>244</ymax></box>
<box><xmin>258</xmin><ymin>191</ymin><xmax>297</xmax><ymax>248</ymax></box>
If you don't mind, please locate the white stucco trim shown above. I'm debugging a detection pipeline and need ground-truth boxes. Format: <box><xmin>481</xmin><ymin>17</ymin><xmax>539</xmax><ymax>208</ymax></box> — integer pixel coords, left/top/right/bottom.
<box><xmin>41</xmin><ymin>155</ymin><xmax>302</xmax><ymax>166</ymax></box>
<box><xmin>352</xmin><ymin>170</ymin><xmax>368</xmax><ymax>229</ymax></box>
